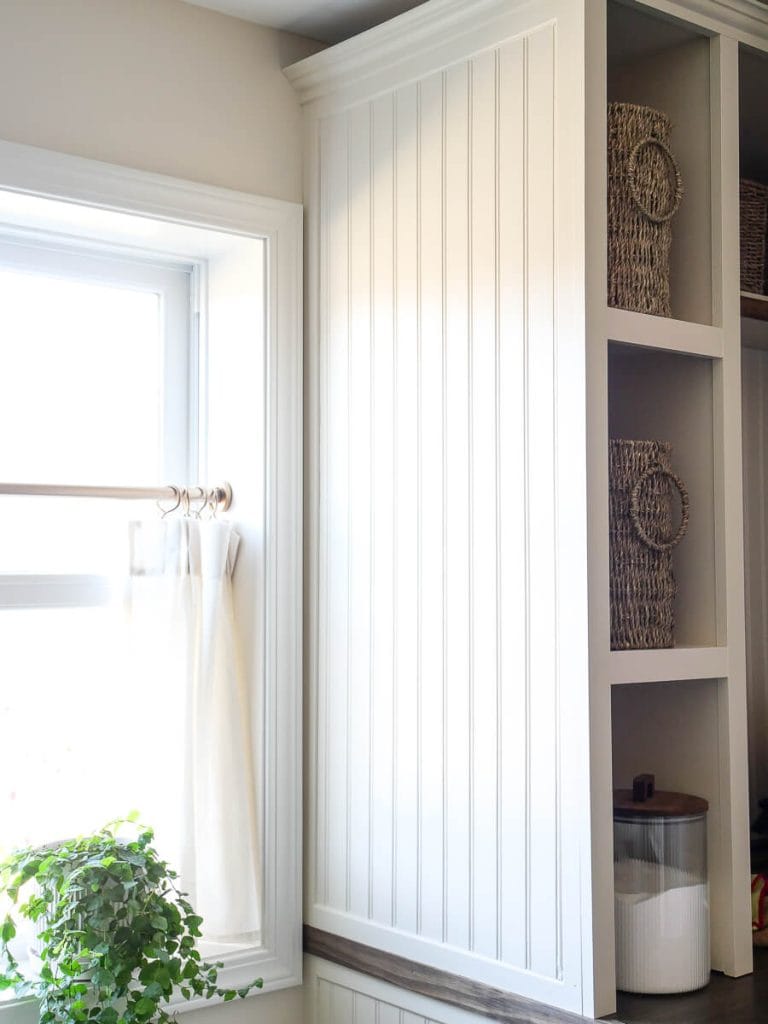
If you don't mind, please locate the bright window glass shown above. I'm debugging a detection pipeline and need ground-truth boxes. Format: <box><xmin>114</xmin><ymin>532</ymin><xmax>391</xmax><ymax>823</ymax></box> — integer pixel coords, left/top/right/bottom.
<box><xmin>0</xmin><ymin>245</ymin><xmax>190</xmax><ymax>574</ymax></box>
<box><xmin>0</xmin><ymin>605</ymin><xmax>183</xmax><ymax>858</ymax></box>
<box><xmin>0</xmin><ymin>241</ymin><xmax>192</xmax><ymax>858</ymax></box>
<box><xmin>0</xmin><ymin>269</ymin><xmax>163</xmax><ymax>483</ymax></box>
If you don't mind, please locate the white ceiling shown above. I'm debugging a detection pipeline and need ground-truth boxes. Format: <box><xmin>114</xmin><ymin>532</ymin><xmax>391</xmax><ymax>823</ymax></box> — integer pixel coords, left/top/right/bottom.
<box><xmin>181</xmin><ymin>0</ymin><xmax>429</xmax><ymax>43</ymax></box>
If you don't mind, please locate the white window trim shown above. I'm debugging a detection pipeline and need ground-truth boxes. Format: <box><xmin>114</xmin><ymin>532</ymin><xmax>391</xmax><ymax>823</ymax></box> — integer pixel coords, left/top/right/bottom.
<box><xmin>0</xmin><ymin>140</ymin><xmax>303</xmax><ymax>1007</ymax></box>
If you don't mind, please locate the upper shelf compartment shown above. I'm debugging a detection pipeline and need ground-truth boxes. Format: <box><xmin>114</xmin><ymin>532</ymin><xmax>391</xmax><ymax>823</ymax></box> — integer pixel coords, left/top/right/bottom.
<box><xmin>608</xmin><ymin>342</ymin><xmax>719</xmax><ymax>649</ymax></box>
<box><xmin>607</xmin><ymin>1</ymin><xmax>713</xmax><ymax>327</ymax></box>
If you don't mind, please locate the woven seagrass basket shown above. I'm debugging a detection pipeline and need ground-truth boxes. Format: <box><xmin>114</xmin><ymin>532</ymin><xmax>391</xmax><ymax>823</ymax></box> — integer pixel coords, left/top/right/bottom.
<box><xmin>609</xmin><ymin>440</ymin><xmax>690</xmax><ymax>651</ymax></box>
<box><xmin>608</xmin><ymin>103</ymin><xmax>684</xmax><ymax>317</ymax></box>
<box><xmin>740</xmin><ymin>179</ymin><xmax>768</xmax><ymax>294</ymax></box>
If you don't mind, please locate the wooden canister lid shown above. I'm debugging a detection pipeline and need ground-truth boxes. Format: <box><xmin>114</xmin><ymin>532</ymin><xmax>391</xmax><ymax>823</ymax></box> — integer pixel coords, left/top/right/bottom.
<box><xmin>614</xmin><ymin>774</ymin><xmax>708</xmax><ymax>818</ymax></box>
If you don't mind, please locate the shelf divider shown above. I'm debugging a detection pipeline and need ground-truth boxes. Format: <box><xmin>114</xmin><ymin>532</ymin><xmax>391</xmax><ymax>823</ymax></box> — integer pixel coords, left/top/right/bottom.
<box><xmin>606</xmin><ymin>305</ymin><xmax>723</xmax><ymax>357</ymax></box>
<box><xmin>608</xmin><ymin>645</ymin><xmax>728</xmax><ymax>686</ymax></box>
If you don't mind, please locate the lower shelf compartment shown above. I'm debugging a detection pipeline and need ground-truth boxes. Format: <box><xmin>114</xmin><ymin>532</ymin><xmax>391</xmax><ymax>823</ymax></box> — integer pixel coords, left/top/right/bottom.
<box><xmin>610</xmin><ymin>952</ymin><xmax>768</xmax><ymax>1024</ymax></box>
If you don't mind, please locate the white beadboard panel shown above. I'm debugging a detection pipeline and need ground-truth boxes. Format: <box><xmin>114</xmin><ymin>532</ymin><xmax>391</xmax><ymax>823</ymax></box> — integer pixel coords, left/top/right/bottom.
<box><xmin>348</xmin><ymin>100</ymin><xmax>374</xmax><ymax>922</ymax></box>
<box><xmin>369</xmin><ymin>90</ymin><xmax>397</xmax><ymax>929</ymax></box>
<box><xmin>417</xmin><ymin>67</ymin><xmax>446</xmax><ymax>946</ymax></box>
<box><xmin>319</xmin><ymin>107</ymin><xmax>351</xmax><ymax>913</ymax></box>
<box><xmin>742</xmin><ymin>343</ymin><xmax>768</xmax><ymax>817</ymax></box>
<box><xmin>496</xmin><ymin>33</ymin><xmax>528</xmax><ymax>973</ymax></box>
<box><xmin>442</xmin><ymin>57</ymin><xmax>472</xmax><ymax>956</ymax></box>
<box><xmin>305</xmin><ymin>0</ymin><xmax>589</xmax><ymax>1014</ymax></box>
<box><xmin>306</xmin><ymin>957</ymin><xmax>521</xmax><ymax>1024</ymax></box>
<box><xmin>525</xmin><ymin>21</ymin><xmax>559</xmax><ymax>980</ymax></box>
<box><xmin>393</xmin><ymin>79</ymin><xmax>421</xmax><ymax>938</ymax></box>
<box><xmin>314</xmin><ymin>976</ymin><xmax>437</xmax><ymax>1024</ymax></box>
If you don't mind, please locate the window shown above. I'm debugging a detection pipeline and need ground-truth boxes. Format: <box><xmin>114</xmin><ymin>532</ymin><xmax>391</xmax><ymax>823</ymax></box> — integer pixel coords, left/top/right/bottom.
<box><xmin>0</xmin><ymin>238</ymin><xmax>192</xmax><ymax>576</ymax></box>
<box><xmin>0</xmin><ymin>141</ymin><xmax>302</xmax><ymax>1007</ymax></box>
<box><xmin>0</xmin><ymin>238</ymin><xmax>196</xmax><ymax>865</ymax></box>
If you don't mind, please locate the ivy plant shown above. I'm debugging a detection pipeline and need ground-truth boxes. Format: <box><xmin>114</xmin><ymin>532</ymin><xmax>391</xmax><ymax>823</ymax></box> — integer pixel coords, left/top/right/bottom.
<box><xmin>0</xmin><ymin>819</ymin><xmax>262</xmax><ymax>1024</ymax></box>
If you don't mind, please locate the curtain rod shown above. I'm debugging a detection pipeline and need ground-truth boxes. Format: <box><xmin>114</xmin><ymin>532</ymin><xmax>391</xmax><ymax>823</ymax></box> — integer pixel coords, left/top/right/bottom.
<box><xmin>0</xmin><ymin>481</ymin><xmax>233</xmax><ymax>511</ymax></box>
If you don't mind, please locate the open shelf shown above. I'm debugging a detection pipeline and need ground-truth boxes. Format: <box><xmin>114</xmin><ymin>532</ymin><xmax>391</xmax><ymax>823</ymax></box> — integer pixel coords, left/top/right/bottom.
<box><xmin>609</xmin><ymin>343</ymin><xmax>719</xmax><ymax>649</ymax></box>
<box><xmin>609</xmin><ymin>645</ymin><xmax>728</xmax><ymax>686</ymax></box>
<box><xmin>608</xmin><ymin>3</ymin><xmax>714</xmax><ymax>326</ymax></box>
<box><xmin>612</xmin><ymin>680</ymin><xmax>731</xmax><ymax>976</ymax></box>
<box><xmin>606</xmin><ymin>306</ymin><xmax>723</xmax><ymax>357</ymax></box>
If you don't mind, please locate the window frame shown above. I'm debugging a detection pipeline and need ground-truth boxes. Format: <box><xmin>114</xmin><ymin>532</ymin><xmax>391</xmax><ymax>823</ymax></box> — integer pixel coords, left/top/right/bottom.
<box><xmin>0</xmin><ymin>140</ymin><xmax>303</xmax><ymax>1010</ymax></box>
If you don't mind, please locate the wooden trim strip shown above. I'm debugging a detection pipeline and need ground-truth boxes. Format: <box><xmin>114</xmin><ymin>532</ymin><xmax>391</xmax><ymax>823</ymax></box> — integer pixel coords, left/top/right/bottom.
<box><xmin>303</xmin><ymin>926</ymin><xmax>591</xmax><ymax>1024</ymax></box>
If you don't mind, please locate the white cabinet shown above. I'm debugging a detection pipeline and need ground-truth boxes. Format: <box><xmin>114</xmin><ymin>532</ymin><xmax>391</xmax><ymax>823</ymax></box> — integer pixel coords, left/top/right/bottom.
<box><xmin>288</xmin><ymin>0</ymin><xmax>768</xmax><ymax>1018</ymax></box>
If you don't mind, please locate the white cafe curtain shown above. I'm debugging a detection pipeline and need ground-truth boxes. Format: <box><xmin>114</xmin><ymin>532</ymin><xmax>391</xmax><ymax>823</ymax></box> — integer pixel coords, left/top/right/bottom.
<box><xmin>126</xmin><ymin>518</ymin><xmax>261</xmax><ymax>941</ymax></box>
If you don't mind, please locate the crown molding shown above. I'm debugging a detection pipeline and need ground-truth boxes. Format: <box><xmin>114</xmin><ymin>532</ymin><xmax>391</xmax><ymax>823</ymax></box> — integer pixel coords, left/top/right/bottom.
<box><xmin>284</xmin><ymin>0</ymin><xmax>538</xmax><ymax>105</ymax></box>
<box><xmin>284</xmin><ymin>0</ymin><xmax>768</xmax><ymax>107</ymax></box>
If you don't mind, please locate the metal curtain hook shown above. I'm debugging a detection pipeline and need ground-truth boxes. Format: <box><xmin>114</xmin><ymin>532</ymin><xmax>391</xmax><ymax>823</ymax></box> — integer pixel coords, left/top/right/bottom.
<box><xmin>157</xmin><ymin>485</ymin><xmax>181</xmax><ymax>519</ymax></box>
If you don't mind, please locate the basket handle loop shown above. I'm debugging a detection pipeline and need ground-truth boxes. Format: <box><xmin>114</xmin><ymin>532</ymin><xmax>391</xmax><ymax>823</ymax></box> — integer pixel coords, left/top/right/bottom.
<box><xmin>630</xmin><ymin>467</ymin><xmax>690</xmax><ymax>552</ymax></box>
<box><xmin>627</xmin><ymin>137</ymin><xmax>684</xmax><ymax>223</ymax></box>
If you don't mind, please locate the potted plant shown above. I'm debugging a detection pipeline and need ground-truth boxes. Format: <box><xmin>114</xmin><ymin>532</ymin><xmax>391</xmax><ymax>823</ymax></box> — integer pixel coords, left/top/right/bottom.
<box><xmin>0</xmin><ymin>819</ymin><xmax>262</xmax><ymax>1024</ymax></box>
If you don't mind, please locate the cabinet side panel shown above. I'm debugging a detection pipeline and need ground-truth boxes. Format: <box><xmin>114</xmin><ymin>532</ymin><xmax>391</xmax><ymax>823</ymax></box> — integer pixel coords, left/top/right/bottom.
<box><xmin>305</xmin><ymin>0</ymin><xmax>589</xmax><ymax>1012</ymax></box>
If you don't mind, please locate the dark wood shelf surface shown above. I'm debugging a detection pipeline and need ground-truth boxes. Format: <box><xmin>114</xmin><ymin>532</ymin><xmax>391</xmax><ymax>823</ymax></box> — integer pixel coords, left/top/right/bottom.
<box><xmin>742</xmin><ymin>292</ymin><xmax>768</xmax><ymax>321</ymax></box>
<box><xmin>612</xmin><ymin>951</ymin><xmax>768</xmax><ymax>1024</ymax></box>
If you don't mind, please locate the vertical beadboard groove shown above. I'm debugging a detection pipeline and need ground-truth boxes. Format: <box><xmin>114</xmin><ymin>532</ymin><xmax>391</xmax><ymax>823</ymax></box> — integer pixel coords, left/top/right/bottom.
<box><xmin>493</xmin><ymin>45</ymin><xmax>502</xmax><ymax>963</ymax></box>
<box><xmin>368</xmin><ymin>97</ymin><xmax>376</xmax><ymax>924</ymax></box>
<box><xmin>550</xmin><ymin>21</ymin><xmax>564</xmax><ymax>981</ymax></box>
<box><xmin>522</xmin><ymin>31</ymin><xmax>532</xmax><ymax>974</ymax></box>
<box><xmin>466</xmin><ymin>53</ymin><xmax>476</xmax><ymax>955</ymax></box>
<box><xmin>309</xmin><ymin>9</ymin><xmax>581</xmax><ymax>1009</ymax></box>
<box><xmin>390</xmin><ymin>88</ymin><xmax>399</xmax><ymax>930</ymax></box>
<box><xmin>417</xmin><ymin>68</ymin><xmax>446</xmax><ymax>943</ymax></box>
<box><xmin>345</xmin><ymin>116</ymin><xmax>353</xmax><ymax>914</ymax></box>
<box><xmin>415</xmin><ymin>78</ymin><xmax>423</xmax><ymax>938</ymax></box>
<box><xmin>497</xmin><ymin>35</ymin><xmax>526</xmax><ymax>969</ymax></box>
<box><xmin>348</xmin><ymin>102</ymin><xmax>374</xmax><ymax>920</ymax></box>
<box><xmin>440</xmin><ymin>67</ymin><xmax>449</xmax><ymax>947</ymax></box>
<box><xmin>317</xmin><ymin>116</ymin><xmax>329</xmax><ymax>908</ymax></box>
<box><xmin>443</xmin><ymin>59</ymin><xmax>471</xmax><ymax>953</ymax></box>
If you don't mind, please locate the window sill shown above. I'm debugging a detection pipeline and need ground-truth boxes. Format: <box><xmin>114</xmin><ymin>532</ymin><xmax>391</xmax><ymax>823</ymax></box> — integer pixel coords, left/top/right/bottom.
<box><xmin>0</xmin><ymin>938</ymin><xmax>279</xmax><ymax>1020</ymax></box>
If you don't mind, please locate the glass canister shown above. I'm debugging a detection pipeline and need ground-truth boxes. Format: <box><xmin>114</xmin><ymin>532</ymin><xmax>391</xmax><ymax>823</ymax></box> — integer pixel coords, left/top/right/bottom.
<box><xmin>614</xmin><ymin>773</ymin><xmax>710</xmax><ymax>994</ymax></box>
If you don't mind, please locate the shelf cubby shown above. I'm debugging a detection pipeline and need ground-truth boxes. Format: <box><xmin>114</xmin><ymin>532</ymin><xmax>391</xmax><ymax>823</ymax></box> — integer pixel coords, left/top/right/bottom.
<box><xmin>606</xmin><ymin>306</ymin><xmax>723</xmax><ymax>358</ymax></box>
<box><xmin>611</xmin><ymin>679</ymin><xmax>731</xmax><ymax>973</ymax></box>
<box><xmin>608</xmin><ymin>341</ymin><xmax>719</xmax><ymax>649</ymax></box>
<box><xmin>607</xmin><ymin>2</ymin><xmax>714</xmax><ymax>326</ymax></box>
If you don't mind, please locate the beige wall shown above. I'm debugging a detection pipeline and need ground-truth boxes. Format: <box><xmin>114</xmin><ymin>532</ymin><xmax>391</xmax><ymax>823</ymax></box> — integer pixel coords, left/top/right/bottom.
<box><xmin>187</xmin><ymin>985</ymin><xmax>304</xmax><ymax>1024</ymax></box>
<box><xmin>0</xmin><ymin>0</ymin><xmax>323</xmax><ymax>202</ymax></box>
<box><xmin>0</xmin><ymin>4</ymin><xmax>315</xmax><ymax>1021</ymax></box>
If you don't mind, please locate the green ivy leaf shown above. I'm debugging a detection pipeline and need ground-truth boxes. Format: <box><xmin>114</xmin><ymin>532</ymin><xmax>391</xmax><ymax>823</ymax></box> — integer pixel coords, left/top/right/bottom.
<box><xmin>132</xmin><ymin>996</ymin><xmax>156</xmax><ymax>1019</ymax></box>
<box><xmin>0</xmin><ymin>818</ymin><xmax>263</xmax><ymax>1022</ymax></box>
